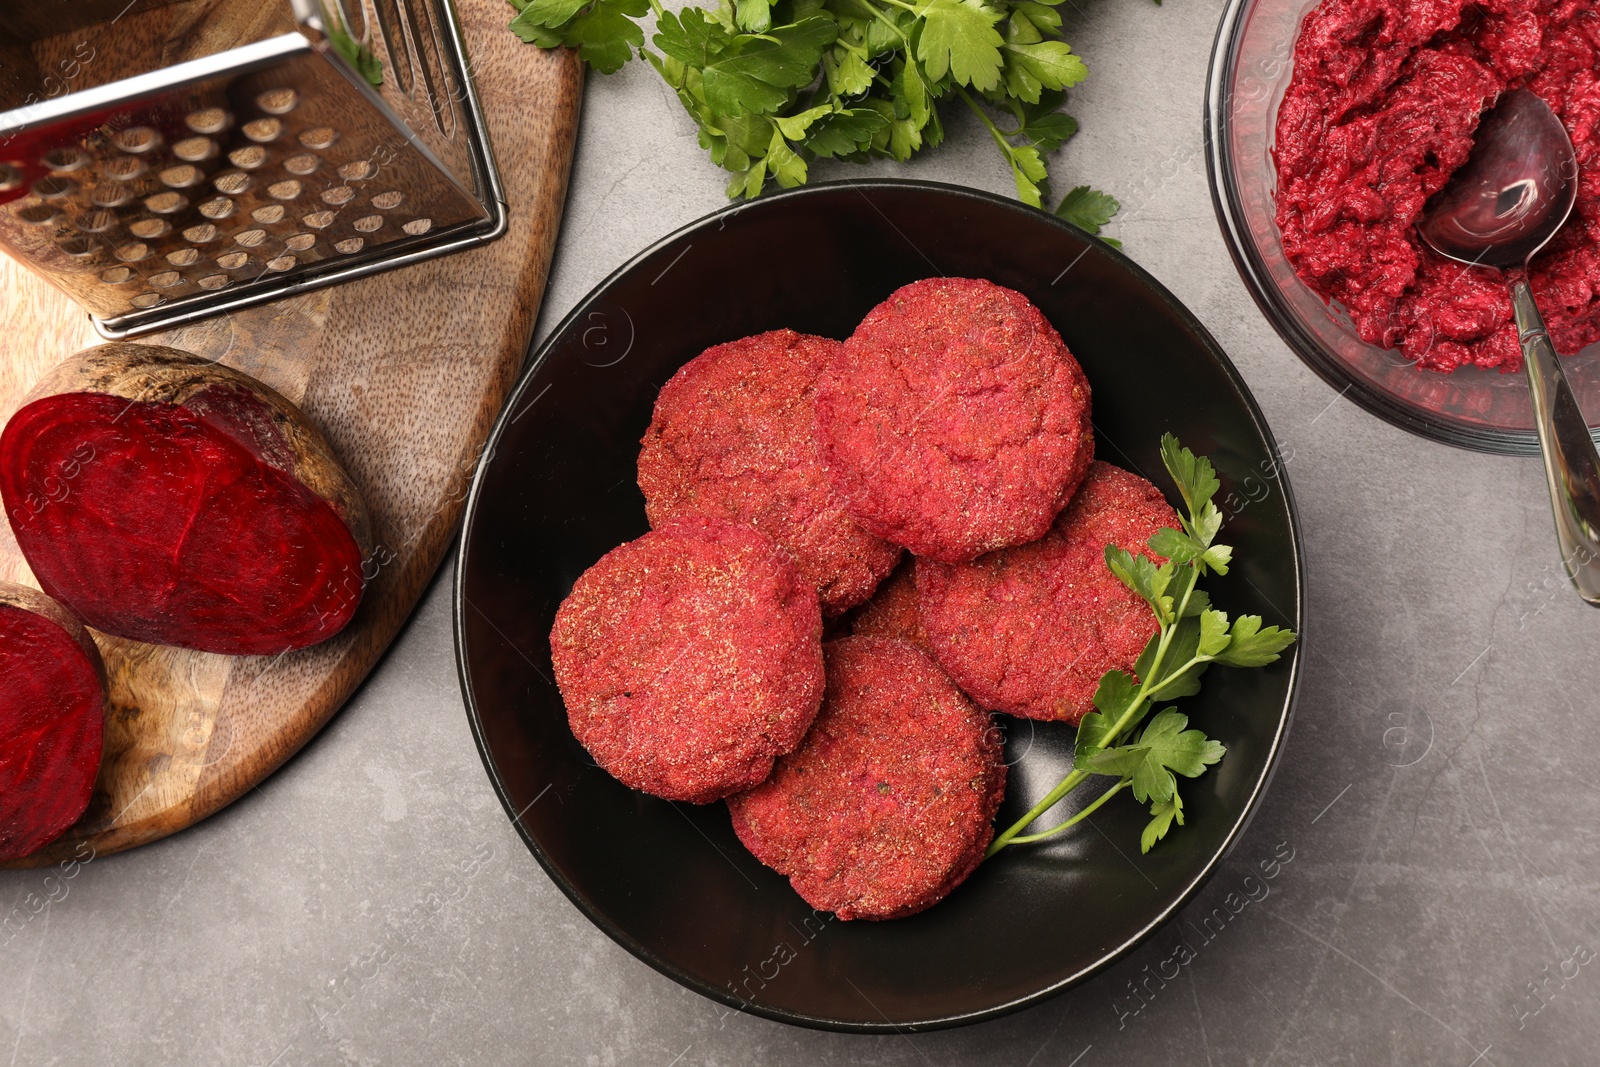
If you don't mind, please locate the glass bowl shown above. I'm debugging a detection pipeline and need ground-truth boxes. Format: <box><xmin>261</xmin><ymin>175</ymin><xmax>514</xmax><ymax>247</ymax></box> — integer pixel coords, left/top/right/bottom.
<box><xmin>1204</xmin><ymin>0</ymin><xmax>1600</xmax><ymax>455</ymax></box>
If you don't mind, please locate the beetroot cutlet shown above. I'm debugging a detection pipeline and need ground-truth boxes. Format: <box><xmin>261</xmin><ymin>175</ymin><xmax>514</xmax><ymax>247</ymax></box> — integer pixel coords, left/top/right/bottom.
<box><xmin>814</xmin><ymin>277</ymin><xmax>1093</xmax><ymax>563</ymax></box>
<box><xmin>727</xmin><ymin>636</ymin><xmax>1006</xmax><ymax>920</ymax></box>
<box><xmin>550</xmin><ymin>515</ymin><xmax>824</xmax><ymax>803</ymax></box>
<box><xmin>638</xmin><ymin>329</ymin><xmax>901</xmax><ymax>614</ymax></box>
<box><xmin>917</xmin><ymin>461</ymin><xmax>1179</xmax><ymax>724</ymax></box>
<box><xmin>848</xmin><ymin>557</ymin><xmax>928</xmax><ymax>650</ymax></box>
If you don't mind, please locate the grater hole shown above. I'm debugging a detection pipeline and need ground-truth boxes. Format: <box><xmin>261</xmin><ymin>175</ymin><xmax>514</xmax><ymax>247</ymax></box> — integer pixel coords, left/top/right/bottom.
<box><xmin>183</xmin><ymin>223</ymin><xmax>219</xmax><ymax>243</ymax></box>
<box><xmin>128</xmin><ymin>218</ymin><xmax>171</xmax><ymax>239</ymax></box>
<box><xmin>15</xmin><ymin>204</ymin><xmax>61</xmax><ymax>225</ymax></box>
<box><xmin>42</xmin><ymin>147</ymin><xmax>88</xmax><ymax>173</ymax></box>
<box><xmin>256</xmin><ymin>89</ymin><xmax>299</xmax><ymax>115</ymax></box>
<box><xmin>130</xmin><ymin>293</ymin><xmax>164</xmax><ymax>309</ymax></box>
<box><xmin>217</xmin><ymin>251</ymin><xmax>250</xmax><ymax>269</ymax></box>
<box><xmin>302</xmin><ymin>211</ymin><xmax>335</xmax><ymax>229</ymax></box>
<box><xmin>113</xmin><ymin>127</ymin><xmax>161</xmax><ymax>153</ymax></box>
<box><xmin>92</xmin><ymin>186</ymin><xmax>134</xmax><ymax>208</ymax></box>
<box><xmin>159</xmin><ymin>165</ymin><xmax>203</xmax><ymax>189</ymax></box>
<box><xmin>33</xmin><ymin>176</ymin><xmax>76</xmax><ymax>200</ymax></box>
<box><xmin>337</xmin><ymin>161</ymin><xmax>373</xmax><ymax>181</ymax></box>
<box><xmin>265</xmin><ymin>255</ymin><xmax>296</xmax><ymax>272</ymax></box>
<box><xmin>116</xmin><ymin>242</ymin><xmax>150</xmax><ymax>262</ymax></box>
<box><xmin>56</xmin><ymin>236</ymin><xmax>98</xmax><ymax>258</ymax></box>
<box><xmin>166</xmin><ymin>248</ymin><xmax>199</xmax><ymax>267</ymax></box>
<box><xmin>371</xmin><ymin>191</ymin><xmax>403</xmax><ymax>210</ymax></box>
<box><xmin>234</xmin><ymin>229</ymin><xmax>267</xmax><ymax>247</ymax></box>
<box><xmin>266</xmin><ymin>180</ymin><xmax>301</xmax><ymax>201</ymax></box>
<box><xmin>185</xmin><ymin>108</ymin><xmax>231</xmax><ymax>135</ymax></box>
<box><xmin>100</xmin><ymin>266</ymin><xmax>135</xmax><ymax>284</ymax></box>
<box><xmin>148</xmin><ymin>271</ymin><xmax>182</xmax><ymax>288</ymax></box>
<box><xmin>284</xmin><ymin>154</ymin><xmax>319</xmax><ymax>176</ymax></box>
<box><xmin>104</xmin><ymin>156</ymin><xmax>147</xmax><ymax>181</ymax></box>
<box><xmin>321</xmin><ymin>186</ymin><xmax>355</xmax><ymax>206</ymax></box>
<box><xmin>229</xmin><ymin>146</ymin><xmax>268</xmax><ymax>170</ymax></box>
<box><xmin>0</xmin><ymin>164</ymin><xmax>21</xmax><ymax>191</ymax></box>
<box><xmin>285</xmin><ymin>233</ymin><xmax>316</xmax><ymax>251</ymax></box>
<box><xmin>402</xmin><ymin>218</ymin><xmax>434</xmax><ymax>236</ymax></box>
<box><xmin>214</xmin><ymin>171</ymin><xmax>252</xmax><ymax>195</ymax></box>
<box><xmin>198</xmin><ymin>197</ymin><xmax>236</xmax><ymax>220</ymax></box>
<box><xmin>198</xmin><ymin>274</ymin><xmax>231</xmax><ymax>290</ymax></box>
<box><xmin>252</xmin><ymin>205</ymin><xmax>286</xmax><ymax>224</ymax></box>
<box><xmin>145</xmin><ymin>191</ymin><xmax>188</xmax><ymax>214</ymax></box>
<box><xmin>71</xmin><ymin>210</ymin><xmax>119</xmax><ymax>234</ymax></box>
<box><xmin>173</xmin><ymin>137</ymin><xmax>217</xmax><ymax>163</ymax></box>
<box><xmin>334</xmin><ymin>238</ymin><xmax>364</xmax><ymax>254</ymax></box>
<box><xmin>242</xmin><ymin>118</ymin><xmax>282</xmax><ymax>142</ymax></box>
<box><xmin>298</xmin><ymin>127</ymin><xmax>338</xmax><ymax>150</ymax></box>
<box><xmin>353</xmin><ymin>214</ymin><xmax>383</xmax><ymax>233</ymax></box>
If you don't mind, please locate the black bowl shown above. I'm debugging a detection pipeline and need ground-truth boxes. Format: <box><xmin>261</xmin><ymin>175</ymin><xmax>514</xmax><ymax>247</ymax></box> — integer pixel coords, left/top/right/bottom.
<box><xmin>454</xmin><ymin>180</ymin><xmax>1304</xmax><ymax>1032</ymax></box>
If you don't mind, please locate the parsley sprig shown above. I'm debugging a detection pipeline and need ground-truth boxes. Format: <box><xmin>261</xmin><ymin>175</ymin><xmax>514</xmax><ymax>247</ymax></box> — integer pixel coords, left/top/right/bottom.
<box><xmin>986</xmin><ymin>436</ymin><xmax>1297</xmax><ymax>858</ymax></box>
<box><xmin>507</xmin><ymin>0</ymin><xmax>1132</xmax><ymax>232</ymax></box>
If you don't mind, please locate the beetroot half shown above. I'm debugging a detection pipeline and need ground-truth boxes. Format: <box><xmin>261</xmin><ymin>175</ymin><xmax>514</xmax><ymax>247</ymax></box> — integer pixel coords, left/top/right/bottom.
<box><xmin>0</xmin><ymin>581</ymin><xmax>106</xmax><ymax>861</ymax></box>
<box><xmin>0</xmin><ymin>344</ymin><xmax>373</xmax><ymax>656</ymax></box>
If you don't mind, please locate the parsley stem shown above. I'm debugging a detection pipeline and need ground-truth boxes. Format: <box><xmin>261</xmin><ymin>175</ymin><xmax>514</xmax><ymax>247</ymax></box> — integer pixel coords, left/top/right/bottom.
<box><xmin>1005</xmin><ymin>778</ymin><xmax>1129</xmax><ymax>845</ymax></box>
<box><xmin>985</xmin><ymin>559</ymin><xmax>1210</xmax><ymax>859</ymax></box>
<box><xmin>956</xmin><ymin>86</ymin><xmax>1016</xmax><ymax>162</ymax></box>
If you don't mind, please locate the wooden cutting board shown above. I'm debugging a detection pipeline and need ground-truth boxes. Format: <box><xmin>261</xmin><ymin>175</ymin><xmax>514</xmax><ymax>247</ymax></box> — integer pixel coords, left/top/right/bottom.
<box><xmin>0</xmin><ymin>3</ymin><xmax>582</xmax><ymax>867</ymax></box>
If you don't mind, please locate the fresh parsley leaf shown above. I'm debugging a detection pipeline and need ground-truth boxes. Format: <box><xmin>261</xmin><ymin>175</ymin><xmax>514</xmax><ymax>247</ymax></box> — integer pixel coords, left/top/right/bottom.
<box><xmin>823</xmin><ymin>46</ymin><xmax>874</xmax><ymax>96</ymax></box>
<box><xmin>1214</xmin><ymin>615</ymin><xmax>1297</xmax><ymax>667</ymax></box>
<box><xmin>1021</xmin><ymin>111</ymin><xmax>1077</xmax><ymax>152</ymax></box>
<box><xmin>804</xmin><ymin>108</ymin><xmax>891</xmax><ymax>156</ymax></box>
<box><xmin>1124</xmin><ymin>708</ymin><xmax>1226</xmax><ymax>803</ymax></box>
<box><xmin>1149</xmin><ymin>526</ymin><xmax>1205</xmax><ymax>566</ymax></box>
<box><xmin>1161</xmin><ymin>432</ymin><xmax>1222</xmax><ymax>520</ymax></box>
<box><xmin>766</xmin><ymin>126</ymin><xmax>808</xmax><ymax>186</ymax></box>
<box><xmin>737</xmin><ymin>0</ymin><xmax>773</xmax><ymax>33</ymax></box>
<box><xmin>1105</xmin><ymin>544</ymin><xmax>1169</xmax><ymax>615</ymax></box>
<box><xmin>1055</xmin><ymin>184</ymin><xmax>1120</xmax><ymax>236</ymax></box>
<box><xmin>1198</xmin><ymin>608</ymin><xmax>1231</xmax><ymax>658</ymax></box>
<box><xmin>1142</xmin><ymin>790</ymin><xmax>1182</xmax><ymax>853</ymax></box>
<box><xmin>1074</xmin><ymin>670</ymin><xmax>1141</xmax><ymax>769</ymax></box>
<box><xmin>511</xmin><ymin>0</ymin><xmax>645</xmax><ymax>73</ymax></box>
<box><xmin>655</xmin><ymin>11</ymin><xmax>836</xmax><ymax>116</ymax></box>
<box><xmin>914</xmin><ymin>0</ymin><xmax>1005</xmax><ymax>91</ymax></box>
<box><xmin>1004</xmin><ymin>41</ymin><xmax>1086</xmax><ymax>93</ymax></box>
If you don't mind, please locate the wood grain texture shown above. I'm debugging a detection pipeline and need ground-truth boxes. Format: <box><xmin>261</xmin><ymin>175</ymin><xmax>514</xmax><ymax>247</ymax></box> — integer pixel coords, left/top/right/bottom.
<box><xmin>0</xmin><ymin>2</ymin><xmax>582</xmax><ymax>867</ymax></box>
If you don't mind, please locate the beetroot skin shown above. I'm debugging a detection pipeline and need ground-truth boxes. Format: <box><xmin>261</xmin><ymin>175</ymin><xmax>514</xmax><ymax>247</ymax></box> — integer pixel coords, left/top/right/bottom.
<box><xmin>0</xmin><ymin>344</ymin><xmax>372</xmax><ymax>656</ymax></box>
<box><xmin>0</xmin><ymin>582</ymin><xmax>106</xmax><ymax>861</ymax></box>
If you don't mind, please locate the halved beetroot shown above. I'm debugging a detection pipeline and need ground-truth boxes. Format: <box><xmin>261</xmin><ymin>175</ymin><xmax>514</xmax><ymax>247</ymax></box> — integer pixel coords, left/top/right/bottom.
<box><xmin>0</xmin><ymin>344</ymin><xmax>372</xmax><ymax>656</ymax></box>
<box><xmin>0</xmin><ymin>581</ymin><xmax>106</xmax><ymax>861</ymax></box>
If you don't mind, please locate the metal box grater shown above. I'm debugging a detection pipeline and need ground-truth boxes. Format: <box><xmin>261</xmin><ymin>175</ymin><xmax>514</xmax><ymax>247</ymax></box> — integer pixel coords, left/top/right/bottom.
<box><xmin>0</xmin><ymin>0</ymin><xmax>505</xmax><ymax>337</ymax></box>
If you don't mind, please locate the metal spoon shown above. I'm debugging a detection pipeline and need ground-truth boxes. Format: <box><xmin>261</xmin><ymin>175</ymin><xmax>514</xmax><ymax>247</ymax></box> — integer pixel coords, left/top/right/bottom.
<box><xmin>1418</xmin><ymin>89</ymin><xmax>1600</xmax><ymax>605</ymax></box>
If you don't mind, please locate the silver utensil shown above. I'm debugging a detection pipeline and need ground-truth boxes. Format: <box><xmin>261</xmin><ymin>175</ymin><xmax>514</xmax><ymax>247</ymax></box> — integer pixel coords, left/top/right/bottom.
<box><xmin>0</xmin><ymin>0</ymin><xmax>504</xmax><ymax>338</ymax></box>
<box><xmin>1419</xmin><ymin>89</ymin><xmax>1600</xmax><ymax>605</ymax></box>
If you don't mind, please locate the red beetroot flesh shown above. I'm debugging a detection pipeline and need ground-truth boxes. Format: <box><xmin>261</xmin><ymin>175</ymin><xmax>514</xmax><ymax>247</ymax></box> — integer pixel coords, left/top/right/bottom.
<box><xmin>0</xmin><ymin>602</ymin><xmax>104</xmax><ymax>861</ymax></box>
<box><xmin>1274</xmin><ymin>0</ymin><xmax>1600</xmax><ymax>372</ymax></box>
<box><xmin>1</xmin><ymin>389</ymin><xmax>365</xmax><ymax>655</ymax></box>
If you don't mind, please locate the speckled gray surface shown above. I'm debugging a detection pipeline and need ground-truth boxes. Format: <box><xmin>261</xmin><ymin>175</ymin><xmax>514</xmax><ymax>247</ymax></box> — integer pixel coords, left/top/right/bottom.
<box><xmin>4</xmin><ymin>0</ymin><xmax>1598</xmax><ymax>1063</ymax></box>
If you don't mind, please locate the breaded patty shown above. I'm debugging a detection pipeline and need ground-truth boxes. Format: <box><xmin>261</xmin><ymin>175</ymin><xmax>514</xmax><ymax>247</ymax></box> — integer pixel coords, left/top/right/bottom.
<box><xmin>814</xmin><ymin>278</ymin><xmax>1093</xmax><ymax>562</ymax></box>
<box><xmin>917</xmin><ymin>461</ymin><xmax>1178</xmax><ymax>723</ymax></box>
<box><xmin>727</xmin><ymin>636</ymin><xmax>1006</xmax><ymax>920</ymax></box>
<box><xmin>551</xmin><ymin>516</ymin><xmax>825</xmax><ymax>802</ymax></box>
<box><xmin>638</xmin><ymin>330</ymin><xmax>901</xmax><ymax>614</ymax></box>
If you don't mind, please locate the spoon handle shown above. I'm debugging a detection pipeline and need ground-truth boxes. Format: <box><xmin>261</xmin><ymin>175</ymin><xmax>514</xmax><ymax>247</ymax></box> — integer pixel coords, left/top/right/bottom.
<box><xmin>1513</xmin><ymin>277</ymin><xmax>1600</xmax><ymax>605</ymax></box>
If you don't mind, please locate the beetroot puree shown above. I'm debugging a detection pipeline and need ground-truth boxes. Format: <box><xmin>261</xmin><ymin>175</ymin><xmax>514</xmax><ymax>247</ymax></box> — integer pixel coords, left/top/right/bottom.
<box><xmin>1274</xmin><ymin>0</ymin><xmax>1600</xmax><ymax>372</ymax></box>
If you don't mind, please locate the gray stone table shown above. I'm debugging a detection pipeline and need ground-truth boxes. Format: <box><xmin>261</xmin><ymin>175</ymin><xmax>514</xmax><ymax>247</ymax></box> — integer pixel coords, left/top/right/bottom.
<box><xmin>4</xmin><ymin>0</ymin><xmax>1596</xmax><ymax>1063</ymax></box>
